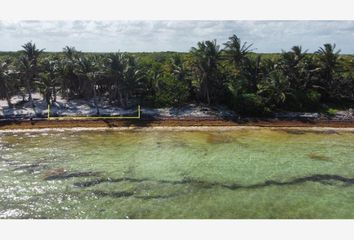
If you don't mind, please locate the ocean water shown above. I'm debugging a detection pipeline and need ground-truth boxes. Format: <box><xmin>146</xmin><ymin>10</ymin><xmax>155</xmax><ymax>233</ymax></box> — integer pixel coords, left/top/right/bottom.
<box><xmin>0</xmin><ymin>127</ymin><xmax>353</xmax><ymax>219</ymax></box>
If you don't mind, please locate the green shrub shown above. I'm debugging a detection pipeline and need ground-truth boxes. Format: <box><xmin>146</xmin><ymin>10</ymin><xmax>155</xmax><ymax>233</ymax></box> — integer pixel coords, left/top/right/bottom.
<box><xmin>286</xmin><ymin>90</ymin><xmax>322</xmax><ymax>111</ymax></box>
<box><xmin>325</xmin><ymin>108</ymin><xmax>338</xmax><ymax>116</ymax></box>
<box><xmin>232</xmin><ymin>93</ymin><xmax>270</xmax><ymax>116</ymax></box>
<box><xmin>304</xmin><ymin>90</ymin><xmax>322</xmax><ymax>110</ymax></box>
<box><xmin>153</xmin><ymin>77</ymin><xmax>190</xmax><ymax>107</ymax></box>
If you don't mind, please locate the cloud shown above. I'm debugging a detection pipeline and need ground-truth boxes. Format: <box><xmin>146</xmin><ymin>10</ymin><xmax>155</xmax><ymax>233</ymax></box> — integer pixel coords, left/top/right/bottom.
<box><xmin>0</xmin><ymin>20</ymin><xmax>353</xmax><ymax>53</ymax></box>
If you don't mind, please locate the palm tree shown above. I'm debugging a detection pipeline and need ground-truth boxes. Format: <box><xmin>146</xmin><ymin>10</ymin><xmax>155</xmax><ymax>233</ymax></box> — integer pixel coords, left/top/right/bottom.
<box><xmin>123</xmin><ymin>55</ymin><xmax>142</xmax><ymax>106</ymax></box>
<box><xmin>170</xmin><ymin>54</ymin><xmax>194</xmax><ymax>99</ymax></box>
<box><xmin>36</xmin><ymin>73</ymin><xmax>54</xmax><ymax>105</ymax></box>
<box><xmin>224</xmin><ymin>34</ymin><xmax>254</xmax><ymax>71</ymax></box>
<box><xmin>238</xmin><ymin>55</ymin><xmax>263</xmax><ymax>92</ymax></box>
<box><xmin>316</xmin><ymin>44</ymin><xmax>340</xmax><ymax>73</ymax></box>
<box><xmin>20</xmin><ymin>42</ymin><xmax>44</xmax><ymax>106</ymax></box>
<box><xmin>170</xmin><ymin>54</ymin><xmax>186</xmax><ymax>81</ymax></box>
<box><xmin>18</xmin><ymin>55</ymin><xmax>35</xmax><ymax>106</ymax></box>
<box><xmin>315</xmin><ymin>43</ymin><xmax>341</xmax><ymax>100</ymax></box>
<box><xmin>258</xmin><ymin>70</ymin><xmax>293</xmax><ymax>109</ymax></box>
<box><xmin>104</xmin><ymin>52</ymin><xmax>126</xmax><ymax>106</ymax></box>
<box><xmin>147</xmin><ymin>64</ymin><xmax>163</xmax><ymax>101</ymax></box>
<box><xmin>0</xmin><ymin>59</ymin><xmax>14</xmax><ymax>107</ymax></box>
<box><xmin>37</xmin><ymin>58</ymin><xmax>59</xmax><ymax>104</ymax></box>
<box><xmin>60</xmin><ymin>46</ymin><xmax>81</xmax><ymax>99</ymax></box>
<box><xmin>281</xmin><ymin>46</ymin><xmax>307</xmax><ymax>69</ymax></box>
<box><xmin>190</xmin><ymin>40</ymin><xmax>222</xmax><ymax>104</ymax></box>
<box><xmin>280</xmin><ymin>46</ymin><xmax>309</xmax><ymax>90</ymax></box>
<box><xmin>22</xmin><ymin>42</ymin><xmax>44</xmax><ymax>62</ymax></box>
<box><xmin>63</xmin><ymin>46</ymin><xmax>79</xmax><ymax>60</ymax></box>
<box><xmin>75</xmin><ymin>55</ymin><xmax>101</xmax><ymax>115</ymax></box>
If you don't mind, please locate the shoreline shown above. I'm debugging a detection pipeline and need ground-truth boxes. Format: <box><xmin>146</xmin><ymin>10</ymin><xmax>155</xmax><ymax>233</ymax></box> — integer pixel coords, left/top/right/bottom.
<box><xmin>2</xmin><ymin>117</ymin><xmax>354</xmax><ymax>131</ymax></box>
<box><xmin>1</xmin><ymin>125</ymin><xmax>354</xmax><ymax>133</ymax></box>
<box><xmin>2</xmin><ymin>94</ymin><xmax>354</xmax><ymax>130</ymax></box>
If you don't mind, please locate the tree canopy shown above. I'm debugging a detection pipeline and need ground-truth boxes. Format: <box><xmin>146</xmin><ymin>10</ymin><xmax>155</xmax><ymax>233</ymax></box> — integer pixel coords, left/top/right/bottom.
<box><xmin>1</xmin><ymin>35</ymin><xmax>354</xmax><ymax>116</ymax></box>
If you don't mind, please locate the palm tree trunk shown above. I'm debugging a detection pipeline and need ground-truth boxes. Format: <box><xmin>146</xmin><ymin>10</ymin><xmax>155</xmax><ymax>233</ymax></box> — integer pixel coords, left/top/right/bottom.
<box><xmin>124</xmin><ymin>93</ymin><xmax>128</xmax><ymax>107</ymax></box>
<box><xmin>206</xmin><ymin>87</ymin><xmax>210</xmax><ymax>105</ymax></box>
<box><xmin>25</xmin><ymin>79</ymin><xmax>34</xmax><ymax>107</ymax></box>
<box><xmin>118</xmin><ymin>89</ymin><xmax>124</xmax><ymax>106</ymax></box>
<box><xmin>6</xmin><ymin>93</ymin><xmax>12</xmax><ymax>108</ymax></box>
<box><xmin>45</xmin><ymin>90</ymin><xmax>51</xmax><ymax>105</ymax></box>
<box><xmin>202</xmin><ymin>77</ymin><xmax>210</xmax><ymax>105</ymax></box>
<box><xmin>113</xmin><ymin>87</ymin><xmax>119</xmax><ymax>105</ymax></box>
<box><xmin>114</xmin><ymin>78</ymin><xmax>123</xmax><ymax>106</ymax></box>
<box><xmin>188</xmin><ymin>79</ymin><xmax>194</xmax><ymax>99</ymax></box>
<box><xmin>92</xmin><ymin>85</ymin><xmax>100</xmax><ymax>116</ymax></box>
<box><xmin>52</xmin><ymin>86</ymin><xmax>57</xmax><ymax>102</ymax></box>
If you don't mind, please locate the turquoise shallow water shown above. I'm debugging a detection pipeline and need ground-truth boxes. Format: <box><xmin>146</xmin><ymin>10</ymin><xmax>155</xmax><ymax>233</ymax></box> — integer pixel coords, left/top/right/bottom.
<box><xmin>0</xmin><ymin>127</ymin><xmax>354</xmax><ymax>219</ymax></box>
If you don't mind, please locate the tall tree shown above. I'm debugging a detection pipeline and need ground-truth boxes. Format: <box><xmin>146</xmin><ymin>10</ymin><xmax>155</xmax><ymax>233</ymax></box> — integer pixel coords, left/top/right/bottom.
<box><xmin>0</xmin><ymin>59</ymin><xmax>14</xmax><ymax>107</ymax></box>
<box><xmin>60</xmin><ymin>46</ymin><xmax>82</xmax><ymax>99</ymax></box>
<box><xmin>257</xmin><ymin>70</ymin><xmax>293</xmax><ymax>109</ymax></box>
<box><xmin>170</xmin><ymin>54</ymin><xmax>194</xmax><ymax>99</ymax></box>
<box><xmin>104</xmin><ymin>52</ymin><xmax>126</xmax><ymax>106</ymax></box>
<box><xmin>123</xmin><ymin>55</ymin><xmax>141</xmax><ymax>106</ymax></box>
<box><xmin>279</xmin><ymin>46</ymin><xmax>309</xmax><ymax>89</ymax></box>
<box><xmin>224</xmin><ymin>34</ymin><xmax>253</xmax><ymax>71</ymax></box>
<box><xmin>191</xmin><ymin>40</ymin><xmax>222</xmax><ymax>104</ymax></box>
<box><xmin>20</xmin><ymin>42</ymin><xmax>44</xmax><ymax>106</ymax></box>
<box><xmin>75</xmin><ymin>55</ymin><xmax>102</xmax><ymax>115</ymax></box>
<box><xmin>315</xmin><ymin>43</ymin><xmax>341</xmax><ymax>101</ymax></box>
<box><xmin>37</xmin><ymin>58</ymin><xmax>59</xmax><ymax>104</ymax></box>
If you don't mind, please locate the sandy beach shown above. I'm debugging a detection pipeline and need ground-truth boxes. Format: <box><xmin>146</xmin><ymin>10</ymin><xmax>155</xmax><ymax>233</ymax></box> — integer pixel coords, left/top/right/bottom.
<box><xmin>1</xmin><ymin>93</ymin><xmax>354</xmax><ymax>130</ymax></box>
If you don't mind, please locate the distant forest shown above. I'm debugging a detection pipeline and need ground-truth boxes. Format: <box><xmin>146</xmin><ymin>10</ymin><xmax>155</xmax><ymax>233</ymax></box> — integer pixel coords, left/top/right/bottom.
<box><xmin>1</xmin><ymin>35</ymin><xmax>354</xmax><ymax>116</ymax></box>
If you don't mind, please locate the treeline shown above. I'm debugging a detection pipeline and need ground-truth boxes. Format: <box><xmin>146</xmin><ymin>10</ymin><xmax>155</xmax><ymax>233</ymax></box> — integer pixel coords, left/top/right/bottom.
<box><xmin>0</xmin><ymin>35</ymin><xmax>354</xmax><ymax>116</ymax></box>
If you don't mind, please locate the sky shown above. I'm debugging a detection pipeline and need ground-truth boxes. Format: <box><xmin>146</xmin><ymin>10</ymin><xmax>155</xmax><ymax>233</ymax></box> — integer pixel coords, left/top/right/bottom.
<box><xmin>0</xmin><ymin>20</ymin><xmax>354</xmax><ymax>53</ymax></box>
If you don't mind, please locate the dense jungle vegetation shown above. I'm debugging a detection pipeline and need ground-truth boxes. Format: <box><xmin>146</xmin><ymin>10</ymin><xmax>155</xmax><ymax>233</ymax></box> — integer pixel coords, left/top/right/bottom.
<box><xmin>1</xmin><ymin>35</ymin><xmax>354</xmax><ymax>116</ymax></box>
